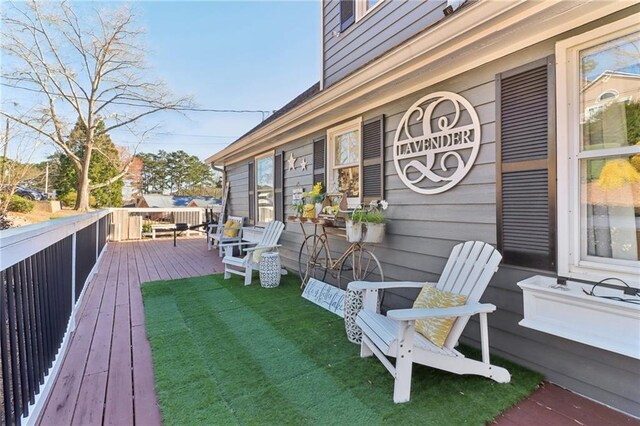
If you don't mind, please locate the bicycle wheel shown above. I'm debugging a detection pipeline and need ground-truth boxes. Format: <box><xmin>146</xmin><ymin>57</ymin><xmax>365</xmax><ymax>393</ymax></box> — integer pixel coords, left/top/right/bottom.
<box><xmin>338</xmin><ymin>245</ymin><xmax>384</xmax><ymax>289</ymax></box>
<box><xmin>298</xmin><ymin>234</ymin><xmax>329</xmax><ymax>285</ymax></box>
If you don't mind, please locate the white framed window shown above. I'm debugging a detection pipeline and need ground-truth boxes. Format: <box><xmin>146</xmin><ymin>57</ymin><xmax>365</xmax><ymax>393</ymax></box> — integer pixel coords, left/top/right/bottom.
<box><xmin>356</xmin><ymin>0</ymin><xmax>383</xmax><ymax>22</ymax></box>
<box><xmin>255</xmin><ymin>151</ymin><xmax>274</xmax><ymax>225</ymax></box>
<box><xmin>556</xmin><ymin>14</ymin><xmax>640</xmax><ymax>285</ymax></box>
<box><xmin>327</xmin><ymin>117</ymin><xmax>362</xmax><ymax>208</ymax></box>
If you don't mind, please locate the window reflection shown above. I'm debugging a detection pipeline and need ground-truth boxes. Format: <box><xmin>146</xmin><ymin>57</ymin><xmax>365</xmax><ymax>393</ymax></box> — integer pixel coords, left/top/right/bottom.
<box><xmin>579</xmin><ymin>31</ymin><xmax>640</xmax><ymax>262</ymax></box>
<box><xmin>583</xmin><ymin>156</ymin><xmax>640</xmax><ymax>261</ymax></box>
<box><xmin>256</xmin><ymin>156</ymin><xmax>274</xmax><ymax>224</ymax></box>
<box><xmin>580</xmin><ymin>32</ymin><xmax>640</xmax><ymax>150</ymax></box>
<box><xmin>334</xmin><ymin>130</ymin><xmax>359</xmax><ymax>166</ymax></box>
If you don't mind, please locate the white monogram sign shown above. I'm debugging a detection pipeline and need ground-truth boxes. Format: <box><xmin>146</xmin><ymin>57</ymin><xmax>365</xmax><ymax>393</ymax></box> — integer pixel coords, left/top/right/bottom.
<box><xmin>393</xmin><ymin>91</ymin><xmax>481</xmax><ymax>194</ymax></box>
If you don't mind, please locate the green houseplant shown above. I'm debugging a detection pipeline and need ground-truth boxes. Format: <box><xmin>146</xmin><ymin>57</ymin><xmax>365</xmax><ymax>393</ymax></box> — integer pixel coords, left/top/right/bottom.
<box><xmin>346</xmin><ymin>200</ymin><xmax>388</xmax><ymax>243</ymax></box>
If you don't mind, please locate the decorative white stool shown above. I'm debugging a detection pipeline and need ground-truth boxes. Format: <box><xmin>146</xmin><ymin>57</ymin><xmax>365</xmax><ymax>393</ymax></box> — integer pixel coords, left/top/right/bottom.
<box><xmin>259</xmin><ymin>252</ymin><xmax>281</xmax><ymax>288</ymax></box>
<box><xmin>344</xmin><ymin>284</ymin><xmax>365</xmax><ymax>344</ymax></box>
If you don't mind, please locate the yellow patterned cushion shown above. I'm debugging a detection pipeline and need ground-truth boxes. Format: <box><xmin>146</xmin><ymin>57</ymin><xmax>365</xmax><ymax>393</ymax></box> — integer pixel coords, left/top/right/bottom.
<box><xmin>223</xmin><ymin>220</ymin><xmax>239</xmax><ymax>238</ymax></box>
<box><xmin>413</xmin><ymin>285</ymin><xmax>468</xmax><ymax>348</ymax></box>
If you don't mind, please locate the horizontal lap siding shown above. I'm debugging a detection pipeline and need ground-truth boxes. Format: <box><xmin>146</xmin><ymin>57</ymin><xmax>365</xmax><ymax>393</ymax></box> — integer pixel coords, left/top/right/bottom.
<box><xmin>227</xmin><ymin>163</ymin><xmax>249</xmax><ymax>221</ymax></box>
<box><xmin>323</xmin><ymin>0</ymin><xmax>447</xmax><ymax>87</ymax></box>
<box><xmin>223</xmin><ymin>35</ymin><xmax>640</xmax><ymax>416</ymax></box>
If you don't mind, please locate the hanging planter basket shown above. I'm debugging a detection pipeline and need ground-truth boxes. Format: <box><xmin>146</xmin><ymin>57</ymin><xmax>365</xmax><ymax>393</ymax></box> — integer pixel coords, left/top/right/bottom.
<box><xmin>345</xmin><ymin>221</ymin><xmax>385</xmax><ymax>244</ymax></box>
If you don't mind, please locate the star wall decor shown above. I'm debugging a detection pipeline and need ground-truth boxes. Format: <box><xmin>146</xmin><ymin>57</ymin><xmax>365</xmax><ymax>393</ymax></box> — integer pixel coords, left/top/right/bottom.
<box><xmin>287</xmin><ymin>152</ymin><xmax>297</xmax><ymax>170</ymax></box>
<box><xmin>299</xmin><ymin>157</ymin><xmax>308</xmax><ymax>171</ymax></box>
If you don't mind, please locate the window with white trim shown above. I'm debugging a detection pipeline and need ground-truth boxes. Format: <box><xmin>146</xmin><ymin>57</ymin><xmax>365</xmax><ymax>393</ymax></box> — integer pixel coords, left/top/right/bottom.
<box><xmin>356</xmin><ymin>0</ymin><xmax>382</xmax><ymax>21</ymax></box>
<box><xmin>556</xmin><ymin>15</ymin><xmax>640</xmax><ymax>284</ymax></box>
<box><xmin>327</xmin><ymin>118</ymin><xmax>362</xmax><ymax>208</ymax></box>
<box><xmin>255</xmin><ymin>152</ymin><xmax>274</xmax><ymax>225</ymax></box>
<box><xmin>341</xmin><ymin>0</ymin><xmax>383</xmax><ymax>32</ymax></box>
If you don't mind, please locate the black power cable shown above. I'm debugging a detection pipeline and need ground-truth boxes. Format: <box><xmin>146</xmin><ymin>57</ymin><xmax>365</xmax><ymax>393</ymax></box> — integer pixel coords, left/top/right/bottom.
<box><xmin>581</xmin><ymin>277</ymin><xmax>640</xmax><ymax>305</ymax></box>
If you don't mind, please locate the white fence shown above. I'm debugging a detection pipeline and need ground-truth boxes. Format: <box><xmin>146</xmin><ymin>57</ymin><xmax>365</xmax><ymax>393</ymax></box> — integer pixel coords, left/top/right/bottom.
<box><xmin>109</xmin><ymin>207</ymin><xmax>218</xmax><ymax>241</ymax></box>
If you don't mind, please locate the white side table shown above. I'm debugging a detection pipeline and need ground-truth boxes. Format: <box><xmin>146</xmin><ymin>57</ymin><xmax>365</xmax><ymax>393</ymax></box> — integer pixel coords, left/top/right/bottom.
<box><xmin>345</xmin><ymin>284</ymin><xmax>364</xmax><ymax>344</ymax></box>
<box><xmin>259</xmin><ymin>252</ymin><xmax>281</xmax><ymax>288</ymax></box>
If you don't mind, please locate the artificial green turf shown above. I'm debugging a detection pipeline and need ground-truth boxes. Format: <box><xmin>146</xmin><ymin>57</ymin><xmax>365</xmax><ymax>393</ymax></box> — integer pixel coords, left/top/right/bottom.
<box><xmin>142</xmin><ymin>273</ymin><xmax>542</xmax><ymax>425</ymax></box>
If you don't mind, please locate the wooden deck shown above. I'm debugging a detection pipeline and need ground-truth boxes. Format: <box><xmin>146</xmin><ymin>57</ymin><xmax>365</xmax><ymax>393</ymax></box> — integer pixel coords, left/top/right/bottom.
<box><xmin>37</xmin><ymin>238</ymin><xmax>638</xmax><ymax>425</ymax></box>
<box><xmin>494</xmin><ymin>382</ymin><xmax>640</xmax><ymax>426</ymax></box>
<box><xmin>38</xmin><ymin>237</ymin><xmax>223</xmax><ymax>425</ymax></box>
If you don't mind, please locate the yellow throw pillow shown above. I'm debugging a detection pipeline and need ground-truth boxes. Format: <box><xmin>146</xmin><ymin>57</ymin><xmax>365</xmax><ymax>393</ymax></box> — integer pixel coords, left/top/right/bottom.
<box><xmin>412</xmin><ymin>285</ymin><xmax>468</xmax><ymax>348</ymax></box>
<box><xmin>223</xmin><ymin>220</ymin><xmax>239</xmax><ymax>238</ymax></box>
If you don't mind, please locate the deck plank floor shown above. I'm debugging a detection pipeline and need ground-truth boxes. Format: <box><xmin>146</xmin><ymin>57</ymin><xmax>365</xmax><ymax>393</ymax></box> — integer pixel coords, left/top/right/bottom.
<box><xmin>494</xmin><ymin>382</ymin><xmax>640</xmax><ymax>426</ymax></box>
<box><xmin>39</xmin><ymin>238</ymin><xmax>223</xmax><ymax>425</ymax></box>
<box><xmin>37</xmin><ymin>238</ymin><xmax>637</xmax><ymax>425</ymax></box>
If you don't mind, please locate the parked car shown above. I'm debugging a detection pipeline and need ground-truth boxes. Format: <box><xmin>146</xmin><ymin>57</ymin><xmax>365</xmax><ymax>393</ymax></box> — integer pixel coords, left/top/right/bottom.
<box><xmin>14</xmin><ymin>186</ymin><xmax>48</xmax><ymax>201</ymax></box>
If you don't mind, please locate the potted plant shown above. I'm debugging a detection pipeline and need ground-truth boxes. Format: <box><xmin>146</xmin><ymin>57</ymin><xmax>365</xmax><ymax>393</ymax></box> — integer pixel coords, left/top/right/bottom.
<box><xmin>304</xmin><ymin>182</ymin><xmax>325</xmax><ymax>218</ymax></box>
<box><xmin>290</xmin><ymin>200</ymin><xmax>304</xmax><ymax>218</ymax></box>
<box><xmin>346</xmin><ymin>199</ymin><xmax>388</xmax><ymax>243</ymax></box>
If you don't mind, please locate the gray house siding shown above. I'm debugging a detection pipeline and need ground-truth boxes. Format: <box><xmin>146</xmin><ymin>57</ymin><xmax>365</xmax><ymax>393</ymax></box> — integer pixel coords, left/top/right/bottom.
<box><xmin>226</xmin><ymin>162</ymin><xmax>249</xmax><ymax>221</ymax></box>
<box><xmin>224</xmin><ymin>14</ymin><xmax>640</xmax><ymax>416</ymax></box>
<box><xmin>323</xmin><ymin>0</ymin><xmax>447</xmax><ymax>87</ymax></box>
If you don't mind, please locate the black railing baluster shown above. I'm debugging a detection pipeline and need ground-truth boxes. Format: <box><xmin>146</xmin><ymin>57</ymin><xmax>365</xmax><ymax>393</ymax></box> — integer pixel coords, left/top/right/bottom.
<box><xmin>6</xmin><ymin>267</ymin><xmax>21</xmax><ymax>423</ymax></box>
<box><xmin>53</xmin><ymin>241</ymin><xmax>63</xmax><ymax>352</ymax></box>
<box><xmin>24</xmin><ymin>258</ymin><xmax>39</xmax><ymax>405</ymax></box>
<box><xmin>64</xmin><ymin>235</ymin><xmax>73</xmax><ymax>323</ymax></box>
<box><xmin>0</xmin><ymin>212</ymin><xmax>110</xmax><ymax>422</ymax></box>
<box><xmin>14</xmin><ymin>262</ymin><xmax>30</xmax><ymax>415</ymax></box>
<box><xmin>31</xmin><ymin>254</ymin><xmax>45</xmax><ymax>387</ymax></box>
<box><xmin>0</xmin><ymin>269</ymin><xmax>14</xmax><ymax>426</ymax></box>
<box><xmin>41</xmin><ymin>248</ymin><xmax>53</xmax><ymax>370</ymax></box>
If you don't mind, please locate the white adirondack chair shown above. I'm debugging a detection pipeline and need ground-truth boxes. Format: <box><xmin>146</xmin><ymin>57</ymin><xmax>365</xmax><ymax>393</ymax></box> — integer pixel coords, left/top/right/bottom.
<box><xmin>222</xmin><ymin>220</ymin><xmax>285</xmax><ymax>286</ymax></box>
<box><xmin>351</xmin><ymin>241</ymin><xmax>511</xmax><ymax>403</ymax></box>
<box><xmin>207</xmin><ymin>215</ymin><xmax>244</xmax><ymax>256</ymax></box>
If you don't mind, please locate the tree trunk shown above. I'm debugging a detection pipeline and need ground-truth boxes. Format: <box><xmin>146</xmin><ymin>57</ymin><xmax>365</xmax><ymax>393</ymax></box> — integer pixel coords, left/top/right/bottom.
<box><xmin>74</xmin><ymin>144</ymin><xmax>93</xmax><ymax>211</ymax></box>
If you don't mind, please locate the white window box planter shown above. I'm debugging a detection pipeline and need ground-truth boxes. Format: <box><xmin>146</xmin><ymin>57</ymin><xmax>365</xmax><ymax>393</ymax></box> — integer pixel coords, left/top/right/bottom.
<box><xmin>518</xmin><ymin>275</ymin><xmax>640</xmax><ymax>360</ymax></box>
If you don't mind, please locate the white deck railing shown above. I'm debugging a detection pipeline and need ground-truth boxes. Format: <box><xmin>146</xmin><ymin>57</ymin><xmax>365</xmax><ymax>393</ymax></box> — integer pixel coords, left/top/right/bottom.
<box><xmin>0</xmin><ymin>210</ymin><xmax>110</xmax><ymax>425</ymax></box>
<box><xmin>0</xmin><ymin>206</ymin><xmax>220</xmax><ymax>424</ymax></box>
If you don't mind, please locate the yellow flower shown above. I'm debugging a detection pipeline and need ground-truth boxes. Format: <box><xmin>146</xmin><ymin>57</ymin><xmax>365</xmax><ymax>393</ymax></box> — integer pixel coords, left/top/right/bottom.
<box><xmin>598</xmin><ymin>159</ymin><xmax>640</xmax><ymax>190</ymax></box>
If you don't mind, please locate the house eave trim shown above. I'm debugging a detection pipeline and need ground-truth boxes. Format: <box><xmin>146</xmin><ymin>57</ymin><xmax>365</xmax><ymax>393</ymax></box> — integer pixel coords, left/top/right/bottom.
<box><xmin>206</xmin><ymin>0</ymin><xmax>633</xmax><ymax>167</ymax></box>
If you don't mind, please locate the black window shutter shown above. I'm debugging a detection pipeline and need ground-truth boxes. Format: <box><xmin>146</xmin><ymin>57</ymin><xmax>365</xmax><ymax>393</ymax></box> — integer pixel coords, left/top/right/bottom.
<box><xmin>340</xmin><ymin>0</ymin><xmax>355</xmax><ymax>32</ymax></box>
<box><xmin>274</xmin><ymin>152</ymin><xmax>284</xmax><ymax>222</ymax></box>
<box><xmin>496</xmin><ymin>56</ymin><xmax>556</xmax><ymax>271</ymax></box>
<box><xmin>361</xmin><ymin>115</ymin><xmax>385</xmax><ymax>203</ymax></box>
<box><xmin>313</xmin><ymin>137</ymin><xmax>326</xmax><ymax>191</ymax></box>
<box><xmin>248</xmin><ymin>161</ymin><xmax>255</xmax><ymax>225</ymax></box>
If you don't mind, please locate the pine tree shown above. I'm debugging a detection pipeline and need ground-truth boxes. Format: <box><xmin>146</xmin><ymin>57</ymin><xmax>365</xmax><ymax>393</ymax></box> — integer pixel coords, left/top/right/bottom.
<box><xmin>53</xmin><ymin>120</ymin><xmax>123</xmax><ymax>207</ymax></box>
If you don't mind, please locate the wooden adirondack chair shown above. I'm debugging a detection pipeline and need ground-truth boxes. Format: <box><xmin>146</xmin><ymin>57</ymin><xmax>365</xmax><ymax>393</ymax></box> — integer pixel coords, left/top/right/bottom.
<box><xmin>351</xmin><ymin>241</ymin><xmax>510</xmax><ymax>403</ymax></box>
<box><xmin>207</xmin><ymin>215</ymin><xmax>244</xmax><ymax>256</ymax></box>
<box><xmin>222</xmin><ymin>220</ymin><xmax>285</xmax><ymax>286</ymax></box>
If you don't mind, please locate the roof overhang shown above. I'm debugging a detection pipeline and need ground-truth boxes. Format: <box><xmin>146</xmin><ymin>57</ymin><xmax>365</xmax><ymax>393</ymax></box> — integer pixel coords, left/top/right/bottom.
<box><xmin>206</xmin><ymin>0</ymin><xmax>638</xmax><ymax>167</ymax></box>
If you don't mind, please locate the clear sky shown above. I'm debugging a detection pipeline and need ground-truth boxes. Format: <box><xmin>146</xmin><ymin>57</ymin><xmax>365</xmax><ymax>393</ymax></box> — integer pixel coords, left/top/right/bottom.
<box><xmin>3</xmin><ymin>0</ymin><xmax>320</xmax><ymax>162</ymax></box>
<box><xmin>130</xmin><ymin>0</ymin><xmax>320</xmax><ymax>160</ymax></box>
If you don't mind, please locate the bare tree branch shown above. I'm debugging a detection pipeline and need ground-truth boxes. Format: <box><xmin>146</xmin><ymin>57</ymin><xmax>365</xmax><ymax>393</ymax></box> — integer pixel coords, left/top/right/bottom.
<box><xmin>1</xmin><ymin>0</ymin><xmax>192</xmax><ymax>210</ymax></box>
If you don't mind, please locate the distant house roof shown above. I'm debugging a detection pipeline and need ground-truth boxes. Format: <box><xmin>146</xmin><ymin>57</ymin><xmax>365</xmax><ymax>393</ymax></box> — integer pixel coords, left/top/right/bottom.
<box><xmin>582</xmin><ymin>70</ymin><xmax>640</xmax><ymax>92</ymax></box>
<box><xmin>187</xmin><ymin>199</ymin><xmax>220</xmax><ymax>208</ymax></box>
<box><xmin>138</xmin><ymin>194</ymin><xmax>220</xmax><ymax>208</ymax></box>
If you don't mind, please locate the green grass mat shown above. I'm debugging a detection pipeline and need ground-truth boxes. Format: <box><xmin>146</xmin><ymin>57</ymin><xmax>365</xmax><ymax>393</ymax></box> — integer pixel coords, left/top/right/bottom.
<box><xmin>142</xmin><ymin>274</ymin><xmax>542</xmax><ymax>425</ymax></box>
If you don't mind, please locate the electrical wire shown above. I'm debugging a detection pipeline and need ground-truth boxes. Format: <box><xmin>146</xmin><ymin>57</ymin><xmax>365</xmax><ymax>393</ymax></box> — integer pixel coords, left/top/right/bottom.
<box><xmin>1</xmin><ymin>83</ymin><xmax>273</xmax><ymax>116</ymax></box>
<box><xmin>582</xmin><ymin>277</ymin><xmax>640</xmax><ymax>305</ymax></box>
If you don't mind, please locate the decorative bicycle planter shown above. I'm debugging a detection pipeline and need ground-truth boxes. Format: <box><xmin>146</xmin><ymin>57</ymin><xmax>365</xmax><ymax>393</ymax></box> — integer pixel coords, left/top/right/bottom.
<box><xmin>291</xmin><ymin>217</ymin><xmax>385</xmax><ymax>345</ymax></box>
<box><xmin>345</xmin><ymin>221</ymin><xmax>385</xmax><ymax>244</ymax></box>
